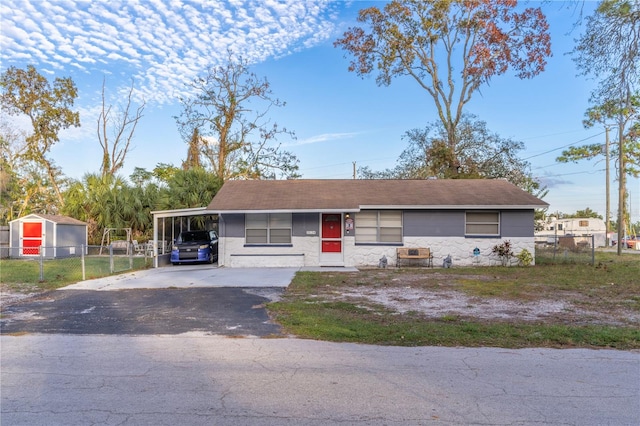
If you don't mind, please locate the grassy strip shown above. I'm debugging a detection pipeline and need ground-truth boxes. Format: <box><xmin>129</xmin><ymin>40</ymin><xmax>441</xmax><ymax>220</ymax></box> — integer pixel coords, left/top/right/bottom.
<box><xmin>0</xmin><ymin>256</ymin><xmax>151</xmax><ymax>290</ymax></box>
<box><xmin>268</xmin><ymin>252</ymin><xmax>640</xmax><ymax>349</ymax></box>
<box><xmin>269</xmin><ymin>300</ymin><xmax>640</xmax><ymax>349</ymax></box>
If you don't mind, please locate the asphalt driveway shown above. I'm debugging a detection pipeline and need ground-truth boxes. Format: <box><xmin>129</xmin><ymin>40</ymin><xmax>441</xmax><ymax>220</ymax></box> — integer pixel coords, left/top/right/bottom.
<box><xmin>0</xmin><ymin>287</ymin><xmax>285</xmax><ymax>336</ymax></box>
<box><xmin>2</xmin><ymin>266</ymin><xmax>355</xmax><ymax>336</ymax></box>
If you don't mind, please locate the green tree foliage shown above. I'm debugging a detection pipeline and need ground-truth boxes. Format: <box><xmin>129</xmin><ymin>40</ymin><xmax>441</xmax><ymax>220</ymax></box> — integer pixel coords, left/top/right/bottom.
<box><xmin>183</xmin><ymin>127</ymin><xmax>203</xmax><ymax>170</ymax></box>
<box><xmin>557</xmin><ymin>95</ymin><xmax>640</xmax><ymax>177</ymax></box>
<box><xmin>359</xmin><ymin>115</ymin><xmax>546</xmax><ymax>197</ymax></box>
<box><xmin>335</xmin><ymin>0</ymin><xmax>551</xmax><ymax>176</ymax></box>
<box><xmin>572</xmin><ymin>0</ymin><xmax>640</xmax><ymax>253</ymax></box>
<box><xmin>563</xmin><ymin>208</ymin><xmax>603</xmax><ymax>219</ymax></box>
<box><xmin>0</xmin><ymin>116</ymin><xmax>26</xmax><ymax>223</ymax></box>
<box><xmin>63</xmin><ymin>173</ymin><xmax>161</xmax><ymax>244</ymax></box>
<box><xmin>176</xmin><ymin>52</ymin><xmax>300</xmax><ymax>180</ymax></box>
<box><xmin>156</xmin><ymin>168</ymin><xmax>222</xmax><ymax>211</ymax></box>
<box><xmin>0</xmin><ymin>65</ymin><xmax>80</xmax><ymax>206</ymax></box>
<box><xmin>573</xmin><ymin>0</ymin><xmax>639</xmax><ymax>102</ymax></box>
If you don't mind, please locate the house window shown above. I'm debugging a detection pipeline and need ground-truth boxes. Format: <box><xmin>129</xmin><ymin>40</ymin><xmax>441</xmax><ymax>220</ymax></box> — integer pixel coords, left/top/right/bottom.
<box><xmin>246</xmin><ymin>213</ymin><xmax>292</xmax><ymax>244</ymax></box>
<box><xmin>579</xmin><ymin>220</ymin><xmax>589</xmax><ymax>227</ymax></box>
<box><xmin>355</xmin><ymin>210</ymin><xmax>402</xmax><ymax>243</ymax></box>
<box><xmin>465</xmin><ymin>211</ymin><xmax>500</xmax><ymax>236</ymax></box>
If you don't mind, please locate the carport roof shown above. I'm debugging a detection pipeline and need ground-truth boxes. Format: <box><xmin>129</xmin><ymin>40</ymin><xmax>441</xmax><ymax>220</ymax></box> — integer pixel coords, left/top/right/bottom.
<box><xmin>150</xmin><ymin>207</ymin><xmax>217</xmax><ymax>219</ymax></box>
<box><xmin>206</xmin><ymin>179</ymin><xmax>548</xmax><ymax>213</ymax></box>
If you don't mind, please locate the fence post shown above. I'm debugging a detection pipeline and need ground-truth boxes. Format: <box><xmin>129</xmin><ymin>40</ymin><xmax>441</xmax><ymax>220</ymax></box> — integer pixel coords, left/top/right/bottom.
<box><xmin>109</xmin><ymin>244</ymin><xmax>114</xmax><ymax>274</ymax></box>
<box><xmin>129</xmin><ymin>242</ymin><xmax>133</xmax><ymax>270</ymax></box>
<box><xmin>39</xmin><ymin>245</ymin><xmax>44</xmax><ymax>281</ymax></box>
<box><xmin>81</xmin><ymin>244</ymin><xmax>86</xmax><ymax>281</ymax></box>
<box><xmin>591</xmin><ymin>235</ymin><xmax>595</xmax><ymax>266</ymax></box>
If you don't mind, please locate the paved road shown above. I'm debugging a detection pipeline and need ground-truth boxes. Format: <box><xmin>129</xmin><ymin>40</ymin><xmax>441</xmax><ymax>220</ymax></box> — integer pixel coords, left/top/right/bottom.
<box><xmin>0</xmin><ymin>287</ymin><xmax>284</xmax><ymax>336</ymax></box>
<box><xmin>2</xmin><ymin>266</ymin><xmax>639</xmax><ymax>424</ymax></box>
<box><xmin>2</xmin><ymin>335</ymin><xmax>639</xmax><ymax>426</ymax></box>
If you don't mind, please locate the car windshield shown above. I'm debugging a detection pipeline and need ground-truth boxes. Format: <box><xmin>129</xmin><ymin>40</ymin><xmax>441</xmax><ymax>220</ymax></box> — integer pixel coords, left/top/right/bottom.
<box><xmin>179</xmin><ymin>231</ymin><xmax>210</xmax><ymax>243</ymax></box>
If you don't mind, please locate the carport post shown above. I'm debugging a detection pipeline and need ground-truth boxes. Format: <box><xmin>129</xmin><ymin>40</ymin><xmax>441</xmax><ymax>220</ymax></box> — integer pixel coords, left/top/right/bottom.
<box><xmin>153</xmin><ymin>214</ymin><xmax>158</xmax><ymax>268</ymax></box>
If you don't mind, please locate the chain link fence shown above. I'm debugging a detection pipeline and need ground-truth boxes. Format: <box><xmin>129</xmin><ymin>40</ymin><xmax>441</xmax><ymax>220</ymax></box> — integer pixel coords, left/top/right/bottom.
<box><xmin>535</xmin><ymin>235</ymin><xmax>596</xmax><ymax>265</ymax></box>
<box><xmin>1</xmin><ymin>244</ymin><xmax>153</xmax><ymax>284</ymax></box>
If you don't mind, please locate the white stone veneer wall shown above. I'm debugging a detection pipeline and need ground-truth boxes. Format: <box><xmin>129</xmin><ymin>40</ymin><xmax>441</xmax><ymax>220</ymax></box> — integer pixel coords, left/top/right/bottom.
<box><xmin>220</xmin><ymin>236</ymin><xmax>320</xmax><ymax>268</ymax></box>
<box><xmin>345</xmin><ymin>237</ymin><xmax>535</xmax><ymax>268</ymax></box>
<box><xmin>220</xmin><ymin>236</ymin><xmax>536</xmax><ymax>268</ymax></box>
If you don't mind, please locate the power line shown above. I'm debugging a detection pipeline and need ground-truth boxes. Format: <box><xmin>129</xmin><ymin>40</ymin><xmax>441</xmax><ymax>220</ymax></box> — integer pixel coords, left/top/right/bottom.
<box><xmin>523</xmin><ymin>131</ymin><xmax>605</xmax><ymax>161</ymax></box>
<box><xmin>534</xmin><ymin>168</ymin><xmax>606</xmax><ymax>178</ymax></box>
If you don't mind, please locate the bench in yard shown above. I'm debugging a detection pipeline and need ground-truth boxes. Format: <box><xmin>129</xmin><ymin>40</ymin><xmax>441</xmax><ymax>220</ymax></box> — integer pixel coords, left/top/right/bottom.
<box><xmin>396</xmin><ymin>247</ymin><xmax>433</xmax><ymax>268</ymax></box>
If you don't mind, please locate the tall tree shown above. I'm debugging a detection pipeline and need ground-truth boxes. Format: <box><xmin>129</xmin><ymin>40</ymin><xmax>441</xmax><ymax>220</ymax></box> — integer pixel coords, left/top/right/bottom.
<box><xmin>359</xmin><ymin>115</ymin><xmax>545</xmax><ymax>196</ymax></box>
<box><xmin>572</xmin><ymin>0</ymin><xmax>640</xmax><ymax>253</ymax></box>
<box><xmin>97</xmin><ymin>78</ymin><xmax>145</xmax><ymax>178</ymax></box>
<box><xmin>156</xmin><ymin>168</ymin><xmax>223</xmax><ymax>211</ymax></box>
<box><xmin>0</xmin><ymin>65</ymin><xmax>80</xmax><ymax>206</ymax></box>
<box><xmin>335</xmin><ymin>0</ymin><xmax>551</xmax><ymax>176</ymax></box>
<box><xmin>176</xmin><ymin>53</ymin><xmax>299</xmax><ymax>180</ymax></box>
<box><xmin>0</xmin><ymin>114</ymin><xmax>27</xmax><ymax>223</ymax></box>
<box><xmin>182</xmin><ymin>127</ymin><xmax>203</xmax><ymax>170</ymax></box>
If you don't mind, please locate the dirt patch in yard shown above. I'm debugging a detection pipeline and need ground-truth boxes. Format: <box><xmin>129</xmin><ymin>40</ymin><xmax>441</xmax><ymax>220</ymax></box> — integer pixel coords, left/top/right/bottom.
<box><xmin>339</xmin><ymin>288</ymin><xmax>636</xmax><ymax>326</ymax></box>
<box><xmin>305</xmin><ymin>269</ymin><xmax>640</xmax><ymax>327</ymax></box>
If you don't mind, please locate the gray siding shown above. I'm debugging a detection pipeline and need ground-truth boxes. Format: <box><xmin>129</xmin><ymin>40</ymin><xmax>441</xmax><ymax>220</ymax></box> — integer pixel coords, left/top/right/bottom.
<box><xmin>56</xmin><ymin>224</ymin><xmax>87</xmax><ymax>247</ymax></box>
<box><xmin>292</xmin><ymin>213</ymin><xmax>319</xmax><ymax>237</ymax></box>
<box><xmin>221</xmin><ymin>213</ymin><xmax>320</xmax><ymax>239</ymax></box>
<box><xmin>501</xmin><ymin>210</ymin><xmax>535</xmax><ymax>237</ymax></box>
<box><xmin>220</xmin><ymin>214</ymin><xmax>245</xmax><ymax>238</ymax></box>
<box><xmin>403</xmin><ymin>211</ymin><xmax>465</xmax><ymax>237</ymax></box>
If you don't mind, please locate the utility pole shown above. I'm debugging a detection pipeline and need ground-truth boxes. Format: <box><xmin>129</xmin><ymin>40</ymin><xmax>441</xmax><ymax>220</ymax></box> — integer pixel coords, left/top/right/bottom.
<box><xmin>605</xmin><ymin>126</ymin><xmax>611</xmax><ymax>247</ymax></box>
<box><xmin>353</xmin><ymin>161</ymin><xmax>356</xmax><ymax>179</ymax></box>
<box><xmin>617</xmin><ymin>117</ymin><xmax>625</xmax><ymax>256</ymax></box>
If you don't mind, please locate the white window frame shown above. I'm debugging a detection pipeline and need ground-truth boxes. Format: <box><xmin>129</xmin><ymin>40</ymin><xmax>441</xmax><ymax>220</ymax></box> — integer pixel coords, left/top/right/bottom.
<box><xmin>245</xmin><ymin>213</ymin><xmax>292</xmax><ymax>244</ymax></box>
<box><xmin>465</xmin><ymin>211</ymin><xmax>500</xmax><ymax>236</ymax></box>
<box><xmin>355</xmin><ymin>210</ymin><xmax>402</xmax><ymax>244</ymax></box>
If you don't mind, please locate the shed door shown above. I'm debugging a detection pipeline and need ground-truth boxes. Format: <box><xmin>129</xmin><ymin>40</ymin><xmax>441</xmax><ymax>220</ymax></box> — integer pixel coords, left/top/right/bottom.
<box><xmin>320</xmin><ymin>214</ymin><xmax>343</xmax><ymax>266</ymax></box>
<box><xmin>22</xmin><ymin>221</ymin><xmax>42</xmax><ymax>255</ymax></box>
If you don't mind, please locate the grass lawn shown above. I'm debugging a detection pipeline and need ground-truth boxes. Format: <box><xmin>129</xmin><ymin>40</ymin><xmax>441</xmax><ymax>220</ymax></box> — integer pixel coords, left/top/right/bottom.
<box><xmin>0</xmin><ymin>256</ymin><xmax>151</xmax><ymax>292</ymax></box>
<box><xmin>268</xmin><ymin>252</ymin><xmax>640</xmax><ymax>349</ymax></box>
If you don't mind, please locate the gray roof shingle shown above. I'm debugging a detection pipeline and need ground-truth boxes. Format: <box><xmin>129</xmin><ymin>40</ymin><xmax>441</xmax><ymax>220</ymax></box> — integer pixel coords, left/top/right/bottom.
<box><xmin>207</xmin><ymin>179</ymin><xmax>548</xmax><ymax>212</ymax></box>
<box><xmin>16</xmin><ymin>214</ymin><xmax>87</xmax><ymax>225</ymax></box>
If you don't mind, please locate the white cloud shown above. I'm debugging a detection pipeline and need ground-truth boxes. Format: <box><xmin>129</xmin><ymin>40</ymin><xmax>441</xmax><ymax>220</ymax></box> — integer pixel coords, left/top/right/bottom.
<box><xmin>1</xmin><ymin>0</ymin><xmax>340</xmax><ymax>105</ymax></box>
<box><xmin>284</xmin><ymin>132</ymin><xmax>361</xmax><ymax>147</ymax></box>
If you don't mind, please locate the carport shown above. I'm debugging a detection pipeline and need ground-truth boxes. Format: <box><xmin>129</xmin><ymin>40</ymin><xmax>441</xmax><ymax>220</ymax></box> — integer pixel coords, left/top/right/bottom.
<box><xmin>150</xmin><ymin>207</ymin><xmax>218</xmax><ymax>268</ymax></box>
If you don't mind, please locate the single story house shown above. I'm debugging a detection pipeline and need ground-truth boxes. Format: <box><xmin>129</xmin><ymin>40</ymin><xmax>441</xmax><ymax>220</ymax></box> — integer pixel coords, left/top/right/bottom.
<box><xmin>207</xmin><ymin>179</ymin><xmax>548</xmax><ymax>268</ymax></box>
<box><xmin>8</xmin><ymin>213</ymin><xmax>88</xmax><ymax>258</ymax></box>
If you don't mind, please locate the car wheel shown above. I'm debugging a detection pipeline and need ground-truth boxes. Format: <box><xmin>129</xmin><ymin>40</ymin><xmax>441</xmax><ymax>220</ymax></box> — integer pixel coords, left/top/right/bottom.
<box><xmin>208</xmin><ymin>252</ymin><xmax>214</xmax><ymax>264</ymax></box>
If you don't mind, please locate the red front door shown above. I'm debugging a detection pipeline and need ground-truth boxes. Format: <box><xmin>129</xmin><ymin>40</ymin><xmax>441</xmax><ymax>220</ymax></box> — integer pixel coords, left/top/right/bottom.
<box><xmin>320</xmin><ymin>214</ymin><xmax>343</xmax><ymax>265</ymax></box>
<box><xmin>22</xmin><ymin>221</ymin><xmax>42</xmax><ymax>255</ymax></box>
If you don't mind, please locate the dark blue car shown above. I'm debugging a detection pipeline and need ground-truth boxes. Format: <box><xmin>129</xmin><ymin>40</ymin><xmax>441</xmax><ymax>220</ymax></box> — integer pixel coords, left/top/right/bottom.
<box><xmin>171</xmin><ymin>230</ymin><xmax>218</xmax><ymax>265</ymax></box>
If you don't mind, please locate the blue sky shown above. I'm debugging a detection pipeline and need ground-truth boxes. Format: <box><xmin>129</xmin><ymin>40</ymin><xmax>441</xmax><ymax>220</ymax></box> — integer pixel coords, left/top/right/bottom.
<box><xmin>1</xmin><ymin>0</ymin><xmax>638</xmax><ymax>223</ymax></box>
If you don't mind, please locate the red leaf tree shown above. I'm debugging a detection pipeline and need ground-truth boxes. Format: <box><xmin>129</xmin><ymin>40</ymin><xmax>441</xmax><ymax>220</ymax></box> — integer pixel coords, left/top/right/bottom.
<box><xmin>335</xmin><ymin>0</ymin><xmax>552</xmax><ymax>177</ymax></box>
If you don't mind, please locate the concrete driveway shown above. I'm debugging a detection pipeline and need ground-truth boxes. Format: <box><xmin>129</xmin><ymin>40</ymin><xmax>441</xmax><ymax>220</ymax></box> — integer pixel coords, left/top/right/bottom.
<box><xmin>60</xmin><ymin>265</ymin><xmax>301</xmax><ymax>290</ymax></box>
<box><xmin>60</xmin><ymin>265</ymin><xmax>358</xmax><ymax>291</ymax></box>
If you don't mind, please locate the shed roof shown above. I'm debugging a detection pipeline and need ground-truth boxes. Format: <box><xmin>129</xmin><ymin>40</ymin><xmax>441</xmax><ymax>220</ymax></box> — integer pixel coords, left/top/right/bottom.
<box><xmin>11</xmin><ymin>213</ymin><xmax>87</xmax><ymax>226</ymax></box>
<box><xmin>207</xmin><ymin>179</ymin><xmax>548</xmax><ymax>213</ymax></box>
